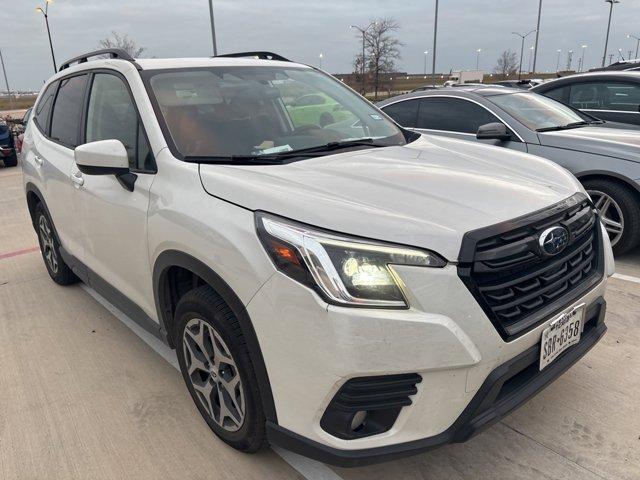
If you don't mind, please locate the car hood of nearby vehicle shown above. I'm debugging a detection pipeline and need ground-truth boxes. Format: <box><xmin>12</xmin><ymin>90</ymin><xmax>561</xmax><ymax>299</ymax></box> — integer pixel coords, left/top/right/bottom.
<box><xmin>199</xmin><ymin>135</ymin><xmax>582</xmax><ymax>261</ymax></box>
<box><xmin>538</xmin><ymin>126</ymin><xmax>640</xmax><ymax>163</ymax></box>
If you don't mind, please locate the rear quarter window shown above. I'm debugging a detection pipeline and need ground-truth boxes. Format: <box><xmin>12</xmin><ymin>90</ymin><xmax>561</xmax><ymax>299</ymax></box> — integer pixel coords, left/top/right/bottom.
<box><xmin>33</xmin><ymin>81</ymin><xmax>58</xmax><ymax>134</ymax></box>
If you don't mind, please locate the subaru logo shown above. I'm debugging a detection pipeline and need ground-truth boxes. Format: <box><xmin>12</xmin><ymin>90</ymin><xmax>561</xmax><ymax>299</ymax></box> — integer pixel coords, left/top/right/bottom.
<box><xmin>539</xmin><ymin>226</ymin><xmax>569</xmax><ymax>256</ymax></box>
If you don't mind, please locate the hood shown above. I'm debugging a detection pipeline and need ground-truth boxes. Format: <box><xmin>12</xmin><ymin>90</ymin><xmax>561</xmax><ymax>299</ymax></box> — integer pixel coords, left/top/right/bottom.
<box><xmin>538</xmin><ymin>126</ymin><xmax>640</xmax><ymax>163</ymax></box>
<box><xmin>199</xmin><ymin>135</ymin><xmax>582</xmax><ymax>261</ymax></box>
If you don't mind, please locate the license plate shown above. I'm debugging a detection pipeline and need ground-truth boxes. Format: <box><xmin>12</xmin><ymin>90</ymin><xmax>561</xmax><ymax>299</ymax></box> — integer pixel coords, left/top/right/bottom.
<box><xmin>539</xmin><ymin>304</ymin><xmax>585</xmax><ymax>371</ymax></box>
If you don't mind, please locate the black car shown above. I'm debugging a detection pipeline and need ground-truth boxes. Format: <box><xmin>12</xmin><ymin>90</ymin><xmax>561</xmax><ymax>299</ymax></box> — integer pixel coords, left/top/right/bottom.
<box><xmin>532</xmin><ymin>71</ymin><xmax>640</xmax><ymax>127</ymax></box>
<box><xmin>0</xmin><ymin>119</ymin><xmax>17</xmax><ymax>167</ymax></box>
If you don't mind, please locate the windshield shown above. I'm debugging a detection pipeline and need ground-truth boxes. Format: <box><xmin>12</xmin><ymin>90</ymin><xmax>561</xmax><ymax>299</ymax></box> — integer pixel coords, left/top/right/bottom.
<box><xmin>146</xmin><ymin>66</ymin><xmax>405</xmax><ymax>160</ymax></box>
<box><xmin>488</xmin><ymin>92</ymin><xmax>587</xmax><ymax>131</ymax></box>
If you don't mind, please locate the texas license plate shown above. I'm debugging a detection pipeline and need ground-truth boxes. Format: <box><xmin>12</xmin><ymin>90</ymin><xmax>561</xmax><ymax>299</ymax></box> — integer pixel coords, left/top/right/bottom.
<box><xmin>539</xmin><ymin>304</ymin><xmax>585</xmax><ymax>371</ymax></box>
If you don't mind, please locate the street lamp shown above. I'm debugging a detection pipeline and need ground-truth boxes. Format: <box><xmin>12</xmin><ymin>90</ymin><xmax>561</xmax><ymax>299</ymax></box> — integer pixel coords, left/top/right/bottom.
<box><xmin>36</xmin><ymin>0</ymin><xmax>56</xmax><ymax>73</ymax></box>
<box><xmin>350</xmin><ymin>24</ymin><xmax>371</xmax><ymax>95</ymax></box>
<box><xmin>627</xmin><ymin>34</ymin><xmax>640</xmax><ymax>59</ymax></box>
<box><xmin>432</xmin><ymin>0</ymin><xmax>439</xmax><ymax>87</ymax></box>
<box><xmin>476</xmin><ymin>48</ymin><xmax>482</xmax><ymax>70</ymax></box>
<box><xmin>512</xmin><ymin>30</ymin><xmax>536</xmax><ymax>80</ymax></box>
<box><xmin>532</xmin><ymin>0</ymin><xmax>543</xmax><ymax>74</ymax></box>
<box><xmin>567</xmin><ymin>49</ymin><xmax>574</xmax><ymax>70</ymax></box>
<box><xmin>423</xmin><ymin>50</ymin><xmax>429</xmax><ymax>75</ymax></box>
<box><xmin>528</xmin><ymin>45</ymin><xmax>534</xmax><ymax>73</ymax></box>
<box><xmin>556</xmin><ymin>49</ymin><xmax>562</xmax><ymax>72</ymax></box>
<box><xmin>580</xmin><ymin>44</ymin><xmax>587</xmax><ymax>72</ymax></box>
<box><xmin>602</xmin><ymin>0</ymin><xmax>620</xmax><ymax>68</ymax></box>
<box><xmin>207</xmin><ymin>0</ymin><xmax>218</xmax><ymax>56</ymax></box>
<box><xmin>618</xmin><ymin>48</ymin><xmax>625</xmax><ymax>61</ymax></box>
<box><xmin>0</xmin><ymin>48</ymin><xmax>12</xmax><ymax>108</ymax></box>
<box><xmin>318</xmin><ymin>53</ymin><xmax>323</xmax><ymax>69</ymax></box>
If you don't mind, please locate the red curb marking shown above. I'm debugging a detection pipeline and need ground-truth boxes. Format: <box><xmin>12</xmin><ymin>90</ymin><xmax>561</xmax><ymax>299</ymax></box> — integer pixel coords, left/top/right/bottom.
<box><xmin>0</xmin><ymin>246</ymin><xmax>40</xmax><ymax>260</ymax></box>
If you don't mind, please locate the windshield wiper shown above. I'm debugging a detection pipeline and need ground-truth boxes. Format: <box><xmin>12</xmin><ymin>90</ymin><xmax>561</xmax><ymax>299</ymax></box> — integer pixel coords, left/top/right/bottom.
<box><xmin>275</xmin><ymin>137</ymin><xmax>390</xmax><ymax>157</ymax></box>
<box><xmin>184</xmin><ymin>138</ymin><xmax>390</xmax><ymax>165</ymax></box>
<box><xmin>536</xmin><ymin>121</ymin><xmax>590</xmax><ymax>132</ymax></box>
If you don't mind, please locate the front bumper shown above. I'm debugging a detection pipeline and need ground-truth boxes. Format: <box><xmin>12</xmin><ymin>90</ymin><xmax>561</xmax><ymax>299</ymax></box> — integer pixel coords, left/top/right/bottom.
<box><xmin>265</xmin><ymin>297</ymin><xmax>606</xmax><ymax>467</ymax></box>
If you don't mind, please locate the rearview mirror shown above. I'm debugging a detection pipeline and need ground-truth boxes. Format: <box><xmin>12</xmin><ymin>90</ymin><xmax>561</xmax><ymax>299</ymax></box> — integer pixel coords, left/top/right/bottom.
<box><xmin>476</xmin><ymin>122</ymin><xmax>512</xmax><ymax>141</ymax></box>
<box><xmin>74</xmin><ymin>139</ymin><xmax>129</xmax><ymax>175</ymax></box>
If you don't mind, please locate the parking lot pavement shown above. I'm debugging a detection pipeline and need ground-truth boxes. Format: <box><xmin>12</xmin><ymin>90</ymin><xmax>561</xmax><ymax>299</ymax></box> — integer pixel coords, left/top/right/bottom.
<box><xmin>1</xmin><ymin>163</ymin><xmax>639</xmax><ymax>480</ymax></box>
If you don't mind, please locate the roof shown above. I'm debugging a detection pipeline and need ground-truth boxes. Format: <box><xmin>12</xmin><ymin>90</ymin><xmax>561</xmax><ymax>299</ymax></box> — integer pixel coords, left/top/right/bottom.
<box><xmin>376</xmin><ymin>86</ymin><xmax>523</xmax><ymax>106</ymax></box>
<box><xmin>538</xmin><ymin>70</ymin><xmax>640</xmax><ymax>89</ymax></box>
<box><xmin>134</xmin><ymin>57</ymin><xmax>306</xmax><ymax>70</ymax></box>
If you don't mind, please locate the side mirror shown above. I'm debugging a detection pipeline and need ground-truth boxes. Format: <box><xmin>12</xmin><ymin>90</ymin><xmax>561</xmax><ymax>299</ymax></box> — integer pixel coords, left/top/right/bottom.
<box><xmin>74</xmin><ymin>139</ymin><xmax>129</xmax><ymax>175</ymax></box>
<box><xmin>476</xmin><ymin>122</ymin><xmax>512</xmax><ymax>141</ymax></box>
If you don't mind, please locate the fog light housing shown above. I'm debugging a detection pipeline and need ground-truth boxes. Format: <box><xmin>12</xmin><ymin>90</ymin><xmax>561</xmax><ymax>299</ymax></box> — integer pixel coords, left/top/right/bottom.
<box><xmin>320</xmin><ymin>373</ymin><xmax>422</xmax><ymax>440</ymax></box>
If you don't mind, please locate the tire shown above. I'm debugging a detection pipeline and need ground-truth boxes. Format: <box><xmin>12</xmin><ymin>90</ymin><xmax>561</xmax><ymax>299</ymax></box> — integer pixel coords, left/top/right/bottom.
<box><xmin>34</xmin><ymin>203</ymin><xmax>78</xmax><ymax>285</ymax></box>
<box><xmin>583</xmin><ymin>178</ymin><xmax>640</xmax><ymax>255</ymax></box>
<box><xmin>2</xmin><ymin>152</ymin><xmax>17</xmax><ymax>167</ymax></box>
<box><xmin>175</xmin><ymin>285</ymin><xmax>266</xmax><ymax>453</ymax></box>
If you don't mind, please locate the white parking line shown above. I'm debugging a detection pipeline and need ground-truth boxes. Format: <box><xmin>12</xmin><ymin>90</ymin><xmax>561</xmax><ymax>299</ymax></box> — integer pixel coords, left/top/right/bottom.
<box><xmin>612</xmin><ymin>273</ymin><xmax>640</xmax><ymax>285</ymax></box>
<box><xmin>79</xmin><ymin>284</ymin><xmax>343</xmax><ymax>480</ymax></box>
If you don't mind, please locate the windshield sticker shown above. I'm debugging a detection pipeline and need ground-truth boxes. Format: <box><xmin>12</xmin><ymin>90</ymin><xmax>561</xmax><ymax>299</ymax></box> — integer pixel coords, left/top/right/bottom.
<box><xmin>257</xmin><ymin>145</ymin><xmax>293</xmax><ymax>155</ymax></box>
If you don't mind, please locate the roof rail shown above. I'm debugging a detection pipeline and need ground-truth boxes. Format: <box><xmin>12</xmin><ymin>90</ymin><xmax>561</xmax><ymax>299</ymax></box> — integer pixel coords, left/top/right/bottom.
<box><xmin>58</xmin><ymin>48</ymin><xmax>140</xmax><ymax>72</ymax></box>
<box><xmin>215</xmin><ymin>51</ymin><xmax>290</xmax><ymax>62</ymax></box>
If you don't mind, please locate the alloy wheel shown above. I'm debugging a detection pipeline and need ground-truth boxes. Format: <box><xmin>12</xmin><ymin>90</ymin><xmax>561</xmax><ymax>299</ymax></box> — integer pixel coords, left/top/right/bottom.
<box><xmin>38</xmin><ymin>215</ymin><xmax>58</xmax><ymax>274</ymax></box>
<box><xmin>588</xmin><ymin>189</ymin><xmax>624</xmax><ymax>247</ymax></box>
<box><xmin>182</xmin><ymin>318</ymin><xmax>246</xmax><ymax>432</ymax></box>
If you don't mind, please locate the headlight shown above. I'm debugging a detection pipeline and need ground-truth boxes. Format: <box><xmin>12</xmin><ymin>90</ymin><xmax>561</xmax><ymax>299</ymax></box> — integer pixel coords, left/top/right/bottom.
<box><xmin>255</xmin><ymin>212</ymin><xmax>446</xmax><ymax>308</ymax></box>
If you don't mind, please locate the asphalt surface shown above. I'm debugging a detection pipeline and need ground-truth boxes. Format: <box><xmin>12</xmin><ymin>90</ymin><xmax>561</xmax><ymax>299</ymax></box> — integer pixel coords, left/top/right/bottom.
<box><xmin>1</xmin><ymin>161</ymin><xmax>638</xmax><ymax>480</ymax></box>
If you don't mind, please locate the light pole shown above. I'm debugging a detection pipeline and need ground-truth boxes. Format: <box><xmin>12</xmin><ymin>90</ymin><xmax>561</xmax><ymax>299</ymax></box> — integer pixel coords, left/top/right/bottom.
<box><xmin>618</xmin><ymin>48</ymin><xmax>625</xmax><ymax>61</ymax></box>
<box><xmin>532</xmin><ymin>0</ymin><xmax>542</xmax><ymax>73</ymax></box>
<box><xmin>318</xmin><ymin>53</ymin><xmax>323</xmax><ymax>69</ymax></box>
<box><xmin>602</xmin><ymin>0</ymin><xmax>620</xmax><ymax>68</ymax></box>
<box><xmin>512</xmin><ymin>30</ymin><xmax>536</xmax><ymax>80</ymax></box>
<box><xmin>556</xmin><ymin>48</ymin><xmax>562</xmax><ymax>72</ymax></box>
<box><xmin>350</xmin><ymin>24</ymin><xmax>370</xmax><ymax>95</ymax></box>
<box><xmin>432</xmin><ymin>0</ymin><xmax>439</xmax><ymax>87</ymax></box>
<box><xmin>207</xmin><ymin>0</ymin><xmax>218</xmax><ymax>56</ymax></box>
<box><xmin>567</xmin><ymin>49</ymin><xmax>573</xmax><ymax>70</ymax></box>
<box><xmin>580</xmin><ymin>44</ymin><xmax>587</xmax><ymax>72</ymax></box>
<box><xmin>0</xmin><ymin>48</ymin><xmax>12</xmax><ymax>108</ymax></box>
<box><xmin>423</xmin><ymin>50</ymin><xmax>429</xmax><ymax>75</ymax></box>
<box><xmin>476</xmin><ymin>48</ymin><xmax>482</xmax><ymax>70</ymax></box>
<box><xmin>627</xmin><ymin>34</ymin><xmax>640</xmax><ymax>59</ymax></box>
<box><xmin>36</xmin><ymin>0</ymin><xmax>56</xmax><ymax>73</ymax></box>
<box><xmin>528</xmin><ymin>46</ymin><xmax>534</xmax><ymax>73</ymax></box>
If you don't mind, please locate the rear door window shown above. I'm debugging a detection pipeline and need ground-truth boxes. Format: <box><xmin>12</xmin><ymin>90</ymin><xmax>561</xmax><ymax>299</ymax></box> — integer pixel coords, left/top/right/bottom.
<box><xmin>50</xmin><ymin>75</ymin><xmax>88</xmax><ymax>148</ymax></box>
<box><xmin>381</xmin><ymin>99</ymin><xmax>420</xmax><ymax>127</ymax></box>
<box><xmin>33</xmin><ymin>81</ymin><xmax>58</xmax><ymax>134</ymax></box>
<box><xmin>417</xmin><ymin>97</ymin><xmax>499</xmax><ymax>133</ymax></box>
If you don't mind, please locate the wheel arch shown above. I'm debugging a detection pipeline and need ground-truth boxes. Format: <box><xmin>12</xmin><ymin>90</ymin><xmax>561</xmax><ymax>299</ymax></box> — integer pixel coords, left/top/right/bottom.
<box><xmin>575</xmin><ymin>170</ymin><xmax>640</xmax><ymax>197</ymax></box>
<box><xmin>24</xmin><ymin>183</ymin><xmax>63</xmax><ymax>244</ymax></box>
<box><xmin>152</xmin><ymin>249</ymin><xmax>278</xmax><ymax>423</ymax></box>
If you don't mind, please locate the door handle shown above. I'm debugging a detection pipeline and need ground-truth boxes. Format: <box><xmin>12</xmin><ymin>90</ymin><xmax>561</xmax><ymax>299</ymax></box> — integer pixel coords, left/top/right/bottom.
<box><xmin>34</xmin><ymin>155</ymin><xmax>43</xmax><ymax>167</ymax></box>
<box><xmin>71</xmin><ymin>171</ymin><xmax>84</xmax><ymax>187</ymax></box>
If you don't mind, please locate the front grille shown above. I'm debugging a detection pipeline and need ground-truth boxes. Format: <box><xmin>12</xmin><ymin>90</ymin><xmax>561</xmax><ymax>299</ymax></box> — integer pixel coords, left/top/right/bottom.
<box><xmin>458</xmin><ymin>194</ymin><xmax>604</xmax><ymax>341</ymax></box>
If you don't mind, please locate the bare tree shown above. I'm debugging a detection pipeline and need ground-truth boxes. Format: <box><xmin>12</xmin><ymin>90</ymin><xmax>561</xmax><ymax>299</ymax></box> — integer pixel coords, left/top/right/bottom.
<box><xmin>98</xmin><ymin>31</ymin><xmax>146</xmax><ymax>58</ymax></box>
<box><xmin>352</xmin><ymin>18</ymin><xmax>402</xmax><ymax>99</ymax></box>
<box><xmin>494</xmin><ymin>50</ymin><xmax>519</xmax><ymax>76</ymax></box>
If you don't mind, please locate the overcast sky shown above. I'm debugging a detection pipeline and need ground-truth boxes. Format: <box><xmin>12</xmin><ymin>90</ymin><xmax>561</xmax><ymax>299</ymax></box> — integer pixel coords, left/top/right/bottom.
<box><xmin>4</xmin><ymin>0</ymin><xmax>640</xmax><ymax>90</ymax></box>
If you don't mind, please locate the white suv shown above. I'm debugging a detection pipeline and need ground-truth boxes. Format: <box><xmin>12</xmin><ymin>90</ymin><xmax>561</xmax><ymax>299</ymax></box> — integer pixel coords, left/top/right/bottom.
<box><xmin>22</xmin><ymin>49</ymin><xmax>614</xmax><ymax>466</ymax></box>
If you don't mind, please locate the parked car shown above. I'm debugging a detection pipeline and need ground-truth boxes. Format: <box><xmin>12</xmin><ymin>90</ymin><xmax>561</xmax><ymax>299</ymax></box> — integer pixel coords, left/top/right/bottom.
<box><xmin>0</xmin><ymin>118</ymin><xmax>17</xmax><ymax>167</ymax></box>
<box><xmin>532</xmin><ymin>71</ymin><xmax>640</xmax><ymax>127</ymax></box>
<box><xmin>16</xmin><ymin>107</ymin><xmax>32</xmax><ymax>154</ymax></box>
<box><xmin>411</xmin><ymin>85</ymin><xmax>440</xmax><ymax>92</ymax></box>
<box><xmin>589</xmin><ymin>59</ymin><xmax>640</xmax><ymax>72</ymax></box>
<box><xmin>492</xmin><ymin>80</ymin><xmax>534</xmax><ymax>89</ymax></box>
<box><xmin>378</xmin><ymin>87</ymin><xmax>640</xmax><ymax>253</ymax></box>
<box><xmin>23</xmin><ymin>49</ymin><xmax>613</xmax><ymax>467</ymax></box>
